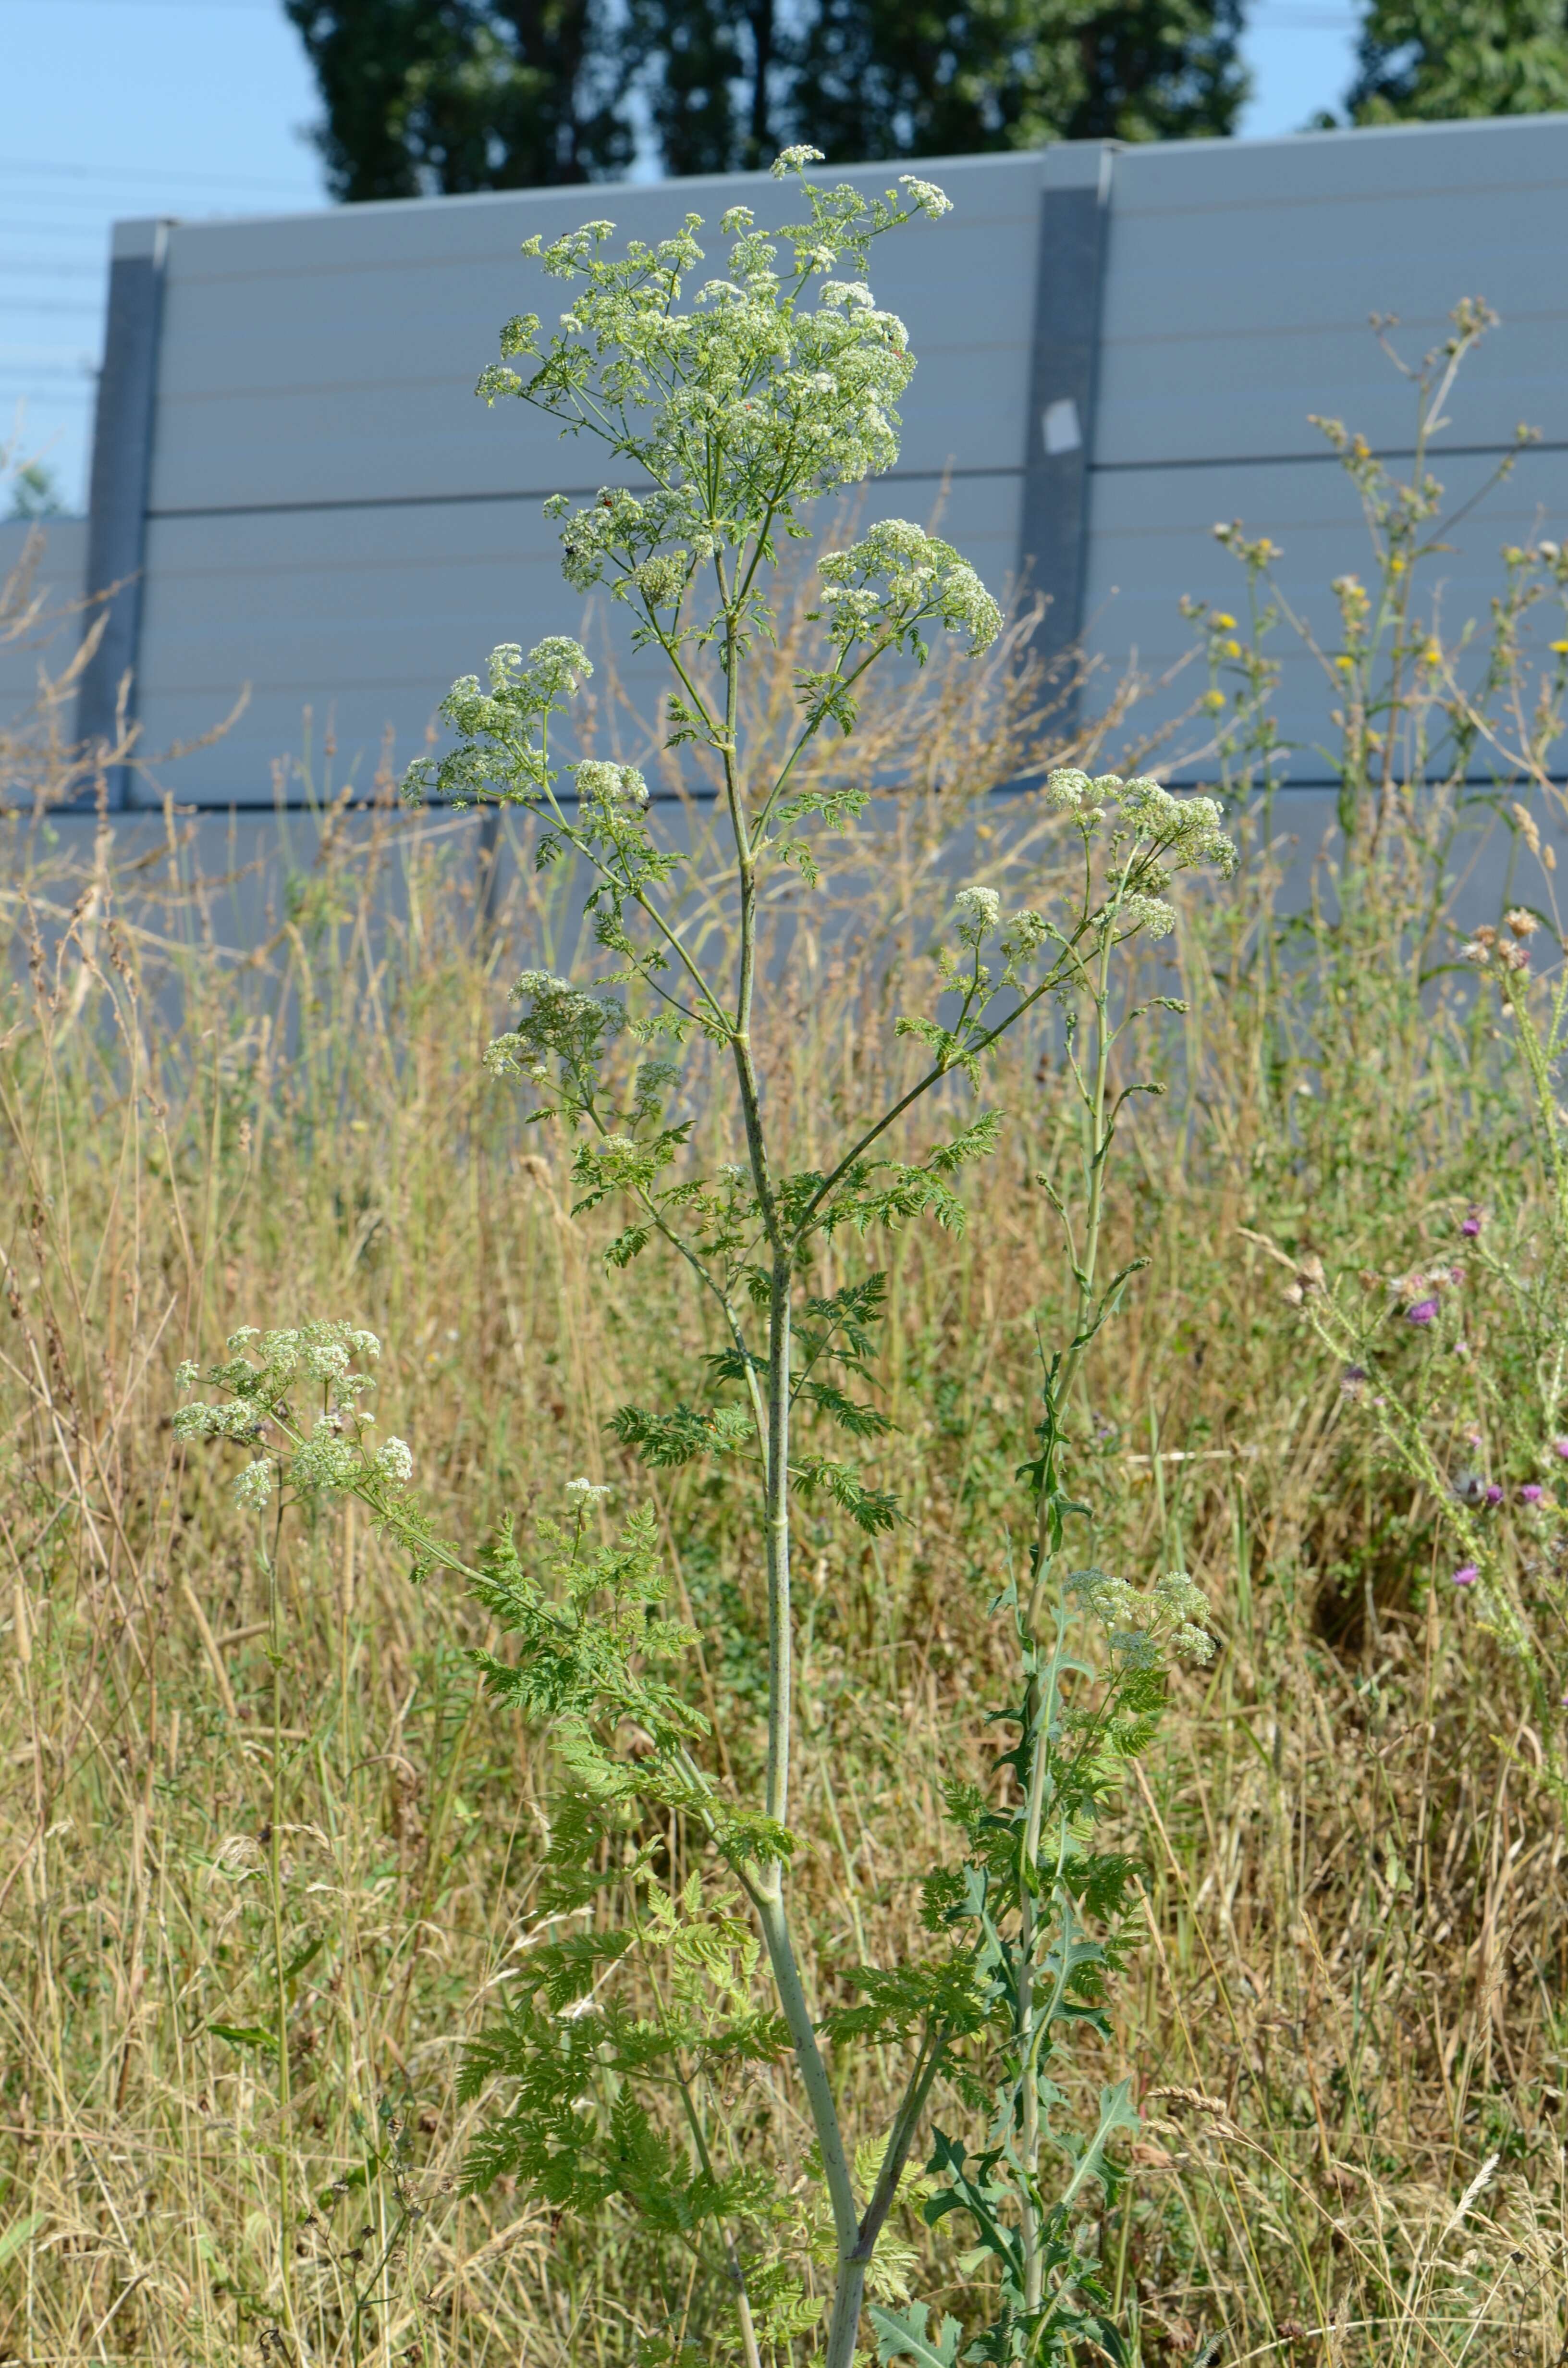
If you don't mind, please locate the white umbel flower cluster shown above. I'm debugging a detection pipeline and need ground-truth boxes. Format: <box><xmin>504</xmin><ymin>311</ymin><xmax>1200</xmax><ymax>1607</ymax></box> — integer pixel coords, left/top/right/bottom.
<box><xmin>574</xmin><ymin>759</ymin><xmax>650</xmax><ymax>809</ymax></box>
<box><xmin>954</xmin><ymin>884</ymin><xmax>1001</xmax><ymax>933</ymax></box>
<box><xmin>818</xmin><ymin>518</ymin><xmax>1001</xmax><ymax>657</ymax></box>
<box><xmin>375</xmin><ymin>1436</ymin><xmax>415</xmax><ymax>1485</ymax></box>
<box><xmin>401</xmin><ymin>153</ymin><xmax>997</xmax><ymax>833</ymax></box>
<box><xmin>1045</xmin><ymin>769</ymin><xmax>1236</xmax><ymax>879</ymax></box>
<box><xmin>172</xmin><ymin>1319</ymin><xmax>413</xmax><ymax>1508</ymax></box>
<box><xmin>1117</xmin><ymin>892</ymin><xmax>1178</xmax><ymax>940</ymax></box>
<box><xmin>1118</xmin><ymin>777</ymin><xmax>1236</xmax><ymax>876</ymax></box>
<box><xmin>897</xmin><ymin>174</ymin><xmax>954</xmax><ymax>221</ymax></box>
<box><xmin>485</xmin><ymin>970</ymin><xmax>625</xmax><ymax>1091</ymax></box>
<box><xmin>772</xmin><ymin>144</ymin><xmax>825</xmax><ymax>178</ymax></box>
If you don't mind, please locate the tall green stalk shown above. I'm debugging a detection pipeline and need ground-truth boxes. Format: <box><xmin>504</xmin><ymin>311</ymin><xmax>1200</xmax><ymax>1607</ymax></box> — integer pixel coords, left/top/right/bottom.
<box><xmin>174</xmin><ymin>154</ymin><xmax>1234</xmax><ymax>2366</ymax></box>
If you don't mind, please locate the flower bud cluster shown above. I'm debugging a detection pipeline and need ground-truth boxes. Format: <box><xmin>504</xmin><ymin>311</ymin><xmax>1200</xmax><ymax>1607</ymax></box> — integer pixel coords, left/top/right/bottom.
<box><xmin>174</xmin><ymin>1399</ymin><xmax>263</xmax><ymax>1443</ymax></box>
<box><xmin>1281</xmin><ymin>1252</ymin><xmax>1326</xmax><ymax>1308</ymax></box>
<box><xmin>403</xmin><ymin>637</ymin><xmax>592</xmax><ymax>812</ymax></box>
<box><xmin>1069</xmin><ymin>1566</ymin><xmax>1215</xmax><ymax>1666</ymax></box>
<box><xmin>1460</xmin><ymin>913</ymin><xmax>1539</xmax><ymax>971</ymax></box>
<box><xmin>234</xmin><ymin>1459</ymin><xmax>275</xmax><ymax>1509</ymax></box>
<box><xmin>485</xmin><ymin>971</ymin><xmax>625</xmax><ymax>1098</ymax></box>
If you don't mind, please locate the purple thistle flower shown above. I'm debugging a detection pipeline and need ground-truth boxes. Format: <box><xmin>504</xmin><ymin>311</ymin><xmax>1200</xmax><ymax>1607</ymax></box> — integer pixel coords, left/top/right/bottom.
<box><xmin>1454</xmin><ymin>1564</ymin><xmax>1479</xmax><ymax>1586</ymax></box>
<box><xmin>1406</xmin><ymin>1298</ymin><xmax>1439</xmax><ymax>1326</ymax></box>
<box><xmin>1461</xmin><ymin>1204</ymin><xmax>1483</xmax><ymax>1237</ymax></box>
<box><xmin>1484</xmin><ymin>1483</ymin><xmax>1504</xmax><ymax>1506</ymax></box>
<box><xmin>1521</xmin><ymin>1483</ymin><xmax>1544</xmax><ymax>1504</ymax></box>
<box><xmin>1555</xmin><ymin>1438</ymin><xmax>1568</xmax><ymax>1461</ymax></box>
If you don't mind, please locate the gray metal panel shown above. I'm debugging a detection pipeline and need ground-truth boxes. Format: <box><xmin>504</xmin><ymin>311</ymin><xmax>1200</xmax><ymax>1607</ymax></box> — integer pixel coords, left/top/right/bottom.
<box><xmin>1082</xmin><ymin>443</ymin><xmax>1568</xmax><ymax>778</ymax></box>
<box><xmin>134</xmin><ymin>470</ymin><xmax>1026</xmax><ymax>803</ymax></box>
<box><xmin>1099</xmin><ymin>116</ymin><xmax>1568</xmax><ymax>466</ymax></box>
<box><xmin>146</xmin><ymin>154</ymin><xmax>1041</xmax><ymax>512</ymax></box>
<box><xmin>0</xmin><ymin>518</ymin><xmax>89</xmax><ymax>746</ymax></box>
<box><xmin>110</xmin><ymin>114</ymin><xmax>1568</xmax><ymax>805</ymax></box>
<box><xmin>1017</xmin><ymin>143</ymin><xmax>1114</xmax><ymax>678</ymax></box>
<box><xmin>76</xmin><ymin>219</ymin><xmax>171</xmax><ymax>802</ymax></box>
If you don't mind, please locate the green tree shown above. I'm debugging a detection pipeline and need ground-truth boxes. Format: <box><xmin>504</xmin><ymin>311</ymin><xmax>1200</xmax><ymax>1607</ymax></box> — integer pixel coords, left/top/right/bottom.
<box><xmin>620</xmin><ymin>0</ymin><xmax>790</xmax><ymax>177</ymax></box>
<box><xmin>797</xmin><ymin>0</ymin><xmax>1247</xmax><ymax>162</ymax></box>
<box><xmin>282</xmin><ymin>0</ymin><xmax>630</xmax><ymax>199</ymax></box>
<box><xmin>285</xmin><ymin>0</ymin><xmax>1245</xmax><ymax>197</ymax></box>
<box><xmin>1344</xmin><ymin>0</ymin><xmax>1568</xmax><ymax>121</ymax></box>
<box><xmin>3</xmin><ymin>459</ymin><xmax>63</xmax><ymax>524</ymax></box>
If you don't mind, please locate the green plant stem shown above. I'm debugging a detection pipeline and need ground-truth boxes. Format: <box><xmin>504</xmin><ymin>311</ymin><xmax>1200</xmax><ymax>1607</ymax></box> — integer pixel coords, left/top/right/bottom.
<box><xmin>262</xmin><ymin>1523</ymin><xmax>298</xmax><ymax>2353</ymax></box>
<box><xmin>1017</xmin><ymin>930</ymin><xmax>1118</xmax><ymax>2316</ymax></box>
<box><xmin>753</xmin><ymin>1883</ymin><xmax>858</xmax><ymax>2254</ymax></box>
<box><xmin>822</xmin><ymin>2034</ymin><xmax>949</xmax><ymax>2366</ymax></box>
<box><xmin>764</xmin><ymin>1251</ymin><xmax>793</xmax><ymax>1828</ymax></box>
<box><xmin>673</xmin><ymin>2071</ymin><xmax>764</xmax><ymax>2368</ymax></box>
<box><xmin>1016</xmin><ymin>1675</ymin><xmax>1056</xmax><ymax>2315</ymax></box>
<box><xmin>708</xmin><ymin>569</ymin><xmax>866</xmax><ymax>2339</ymax></box>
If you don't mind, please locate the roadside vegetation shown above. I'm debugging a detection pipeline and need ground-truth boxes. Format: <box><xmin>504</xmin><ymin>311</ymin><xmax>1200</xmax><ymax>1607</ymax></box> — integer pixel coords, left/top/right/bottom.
<box><xmin>2</xmin><ymin>176</ymin><xmax>1567</xmax><ymax>2368</ymax></box>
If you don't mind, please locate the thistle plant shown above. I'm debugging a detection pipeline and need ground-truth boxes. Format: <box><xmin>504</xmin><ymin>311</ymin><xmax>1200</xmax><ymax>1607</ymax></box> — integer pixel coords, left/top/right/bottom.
<box><xmin>174</xmin><ymin>154</ymin><xmax>1231</xmax><ymax>2364</ymax></box>
<box><xmin>1182</xmin><ymin>297</ymin><xmax>1568</xmax><ymax>1776</ymax></box>
<box><xmin>1269</xmin><ymin>871</ymin><xmax>1568</xmax><ymax>1765</ymax></box>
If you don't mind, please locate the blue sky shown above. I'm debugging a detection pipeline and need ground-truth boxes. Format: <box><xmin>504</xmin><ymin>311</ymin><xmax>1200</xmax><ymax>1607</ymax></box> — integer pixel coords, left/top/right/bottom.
<box><xmin>1</xmin><ymin>0</ymin><xmax>1362</xmax><ymax>513</ymax></box>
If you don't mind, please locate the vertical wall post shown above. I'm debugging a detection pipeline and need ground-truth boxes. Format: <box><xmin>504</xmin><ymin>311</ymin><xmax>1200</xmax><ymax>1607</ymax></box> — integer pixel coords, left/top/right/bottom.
<box><xmin>76</xmin><ymin>216</ymin><xmax>172</xmax><ymax>808</ymax></box>
<box><xmin>1017</xmin><ymin>143</ymin><xmax>1115</xmax><ymax>708</ymax></box>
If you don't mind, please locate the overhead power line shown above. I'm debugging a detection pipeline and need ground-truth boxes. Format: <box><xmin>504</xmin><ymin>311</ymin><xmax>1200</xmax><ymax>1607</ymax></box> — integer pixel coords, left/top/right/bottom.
<box><xmin>0</xmin><ymin>0</ymin><xmax>279</xmax><ymax>11</ymax></box>
<box><xmin>0</xmin><ymin>154</ymin><xmax>320</xmax><ymax>194</ymax></box>
<box><xmin>0</xmin><ymin>262</ymin><xmax>106</xmax><ymax>280</ymax></box>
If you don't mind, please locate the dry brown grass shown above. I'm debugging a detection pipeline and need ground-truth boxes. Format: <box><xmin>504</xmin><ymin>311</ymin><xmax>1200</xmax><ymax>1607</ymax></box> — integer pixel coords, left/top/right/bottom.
<box><xmin>0</xmin><ymin>583</ymin><xmax>1564</xmax><ymax>2368</ymax></box>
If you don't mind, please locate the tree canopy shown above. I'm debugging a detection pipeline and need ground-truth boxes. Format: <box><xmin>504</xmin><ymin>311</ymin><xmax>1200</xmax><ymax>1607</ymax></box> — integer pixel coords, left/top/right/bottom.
<box><xmin>281</xmin><ymin>0</ymin><xmax>630</xmax><ymax>198</ymax></box>
<box><xmin>283</xmin><ymin>0</ymin><xmax>1248</xmax><ymax>195</ymax></box>
<box><xmin>1344</xmin><ymin>0</ymin><xmax>1568</xmax><ymax>123</ymax></box>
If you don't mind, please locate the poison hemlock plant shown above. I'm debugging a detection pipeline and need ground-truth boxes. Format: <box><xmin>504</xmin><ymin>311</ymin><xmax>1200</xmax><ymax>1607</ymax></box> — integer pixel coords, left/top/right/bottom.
<box><xmin>172</xmin><ymin>153</ymin><xmax>1230</xmax><ymax>2365</ymax></box>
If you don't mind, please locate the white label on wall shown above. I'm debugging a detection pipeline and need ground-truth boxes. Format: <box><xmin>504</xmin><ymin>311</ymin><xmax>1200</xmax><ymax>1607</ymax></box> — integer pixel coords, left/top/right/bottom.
<box><xmin>1042</xmin><ymin>398</ymin><xmax>1082</xmax><ymax>456</ymax></box>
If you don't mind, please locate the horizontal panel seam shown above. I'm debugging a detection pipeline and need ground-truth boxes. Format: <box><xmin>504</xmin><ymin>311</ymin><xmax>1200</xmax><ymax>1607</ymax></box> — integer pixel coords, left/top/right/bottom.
<box><xmin>18</xmin><ymin>772</ymin><xmax>1565</xmax><ymax>816</ymax></box>
<box><xmin>152</xmin><ymin>345</ymin><xmax>1026</xmax><ymax>401</ymax></box>
<box><xmin>1092</xmin><ymin>440</ymin><xmax>1568</xmax><ymax>473</ymax></box>
<box><xmin>1111</xmin><ymin>171</ymin><xmax>1568</xmax><ymax>222</ymax></box>
<box><xmin>147</xmin><ymin>443</ymin><xmax>1566</xmax><ymax>519</ymax></box>
<box><xmin>1102</xmin><ymin>306</ymin><xmax>1568</xmax><ymax>350</ymax></box>
<box><xmin>160</xmin><ymin>211</ymin><xmax>1036</xmax><ymax>285</ymax></box>
<box><xmin>146</xmin><ymin>464</ymin><xmax>1024</xmax><ymax>520</ymax></box>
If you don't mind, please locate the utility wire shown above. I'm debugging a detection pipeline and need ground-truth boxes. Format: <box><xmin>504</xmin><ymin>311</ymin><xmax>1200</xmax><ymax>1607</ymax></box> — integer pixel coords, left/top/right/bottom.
<box><xmin>0</xmin><ymin>155</ymin><xmax>320</xmax><ymax>193</ymax></box>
